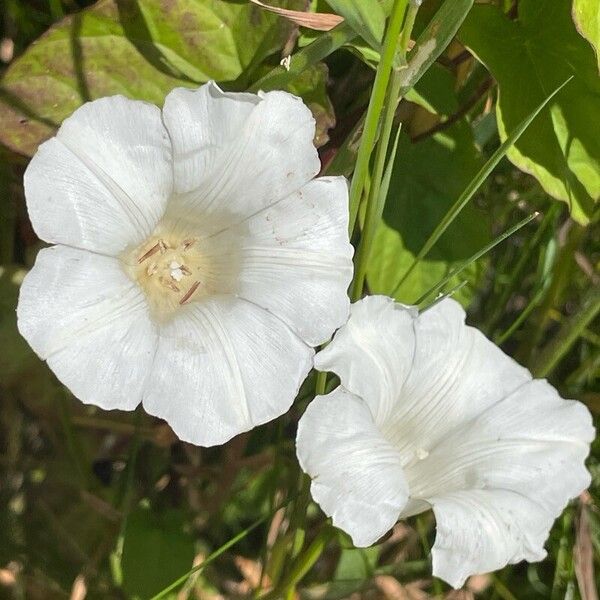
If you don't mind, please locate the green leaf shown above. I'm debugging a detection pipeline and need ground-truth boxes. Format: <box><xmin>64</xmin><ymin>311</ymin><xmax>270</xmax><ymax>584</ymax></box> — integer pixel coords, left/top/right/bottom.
<box><xmin>325</xmin><ymin>0</ymin><xmax>385</xmax><ymax>49</ymax></box>
<box><xmin>405</xmin><ymin>62</ymin><xmax>458</xmax><ymax>115</ymax></box>
<box><xmin>0</xmin><ymin>0</ymin><xmax>302</xmax><ymax>156</ymax></box>
<box><xmin>122</xmin><ymin>505</ymin><xmax>194</xmax><ymax>600</ymax></box>
<box><xmin>572</xmin><ymin>0</ymin><xmax>600</xmax><ymax>70</ymax></box>
<box><xmin>367</xmin><ymin>122</ymin><xmax>489</xmax><ymax>305</ymax></box>
<box><xmin>460</xmin><ymin>0</ymin><xmax>600</xmax><ymax>224</ymax></box>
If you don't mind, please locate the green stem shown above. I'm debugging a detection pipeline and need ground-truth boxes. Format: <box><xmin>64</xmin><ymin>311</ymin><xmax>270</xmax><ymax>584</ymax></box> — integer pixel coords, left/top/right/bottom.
<box><xmin>348</xmin><ymin>0</ymin><xmax>410</xmax><ymax>235</ymax></box>
<box><xmin>551</xmin><ymin>507</ymin><xmax>575</xmax><ymax>600</ymax></box>
<box><xmin>110</xmin><ymin>409</ymin><xmax>143</xmax><ymax>587</ymax></box>
<box><xmin>260</xmin><ymin>526</ymin><xmax>335</xmax><ymax>600</ymax></box>
<box><xmin>531</xmin><ymin>284</ymin><xmax>600</xmax><ymax>378</ymax></box>
<box><xmin>350</xmin><ymin>1</ymin><xmax>419</xmax><ymax>301</ymax></box>
<box><xmin>416</xmin><ymin>212</ymin><xmax>538</xmax><ymax>306</ymax></box>
<box><xmin>57</xmin><ymin>392</ymin><xmax>90</xmax><ymax>489</ymax></box>
<box><xmin>151</xmin><ymin>494</ymin><xmax>298</xmax><ymax>600</ymax></box>
<box><xmin>484</xmin><ymin>204</ymin><xmax>561</xmax><ymax>334</ymax></box>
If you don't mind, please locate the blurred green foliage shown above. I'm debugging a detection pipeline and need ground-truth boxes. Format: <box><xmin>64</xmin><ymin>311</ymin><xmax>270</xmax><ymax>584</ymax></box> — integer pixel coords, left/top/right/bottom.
<box><xmin>0</xmin><ymin>0</ymin><xmax>599</xmax><ymax>598</ymax></box>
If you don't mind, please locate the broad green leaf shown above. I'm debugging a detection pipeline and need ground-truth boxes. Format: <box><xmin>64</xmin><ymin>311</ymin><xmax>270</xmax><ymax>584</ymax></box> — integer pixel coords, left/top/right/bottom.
<box><xmin>122</xmin><ymin>505</ymin><xmax>194</xmax><ymax>600</ymax></box>
<box><xmin>367</xmin><ymin>122</ymin><xmax>489</xmax><ymax>305</ymax></box>
<box><xmin>460</xmin><ymin>0</ymin><xmax>600</xmax><ymax>224</ymax></box>
<box><xmin>325</xmin><ymin>0</ymin><xmax>385</xmax><ymax>49</ymax></box>
<box><xmin>0</xmin><ymin>0</ymin><xmax>302</xmax><ymax>156</ymax></box>
<box><xmin>405</xmin><ymin>62</ymin><xmax>458</xmax><ymax>115</ymax></box>
<box><xmin>572</xmin><ymin>0</ymin><xmax>600</xmax><ymax>70</ymax></box>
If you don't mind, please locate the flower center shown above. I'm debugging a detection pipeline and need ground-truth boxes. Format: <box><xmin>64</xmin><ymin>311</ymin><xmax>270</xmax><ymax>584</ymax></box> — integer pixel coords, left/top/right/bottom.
<box><xmin>122</xmin><ymin>225</ymin><xmax>209</xmax><ymax>319</ymax></box>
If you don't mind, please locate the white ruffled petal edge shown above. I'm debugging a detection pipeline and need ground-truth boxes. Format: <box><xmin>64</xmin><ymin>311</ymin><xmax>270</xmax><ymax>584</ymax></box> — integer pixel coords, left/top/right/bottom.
<box><xmin>24</xmin><ymin>96</ymin><xmax>172</xmax><ymax>255</ymax></box>
<box><xmin>306</xmin><ymin>296</ymin><xmax>594</xmax><ymax>587</ymax></box>
<box><xmin>162</xmin><ymin>82</ymin><xmax>321</xmax><ymax>235</ymax></box>
<box><xmin>297</xmin><ymin>389</ymin><xmax>409</xmax><ymax>547</ymax></box>
<box><xmin>17</xmin><ymin>246</ymin><xmax>157</xmax><ymax>410</ymax></box>
<box><xmin>143</xmin><ymin>297</ymin><xmax>314</xmax><ymax>446</ymax></box>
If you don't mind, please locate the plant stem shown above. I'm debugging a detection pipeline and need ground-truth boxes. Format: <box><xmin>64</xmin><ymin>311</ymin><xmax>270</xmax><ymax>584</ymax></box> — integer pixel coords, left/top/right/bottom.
<box><xmin>551</xmin><ymin>507</ymin><xmax>575</xmax><ymax>600</ymax></box>
<box><xmin>347</xmin><ymin>0</ymin><xmax>410</xmax><ymax>235</ymax></box>
<box><xmin>260</xmin><ymin>525</ymin><xmax>336</xmax><ymax>600</ymax></box>
<box><xmin>532</xmin><ymin>284</ymin><xmax>600</xmax><ymax>378</ymax></box>
<box><xmin>350</xmin><ymin>1</ymin><xmax>420</xmax><ymax>301</ymax></box>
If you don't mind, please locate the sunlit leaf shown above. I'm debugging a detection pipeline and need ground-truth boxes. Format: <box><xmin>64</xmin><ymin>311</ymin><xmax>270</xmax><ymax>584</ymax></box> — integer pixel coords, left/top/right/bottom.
<box><xmin>325</xmin><ymin>0</ymin><xmax>385</xmax><ymax>49</ymax></box>
<box><xmin>460</xmin><ymin>0</ymin><xmax>600</xmax><ymax>224</ymax></box>
<box><xmin>0</xmin><ymin>0</ymin><xmax>303</xmax><ymax>156</ymax></box>
<box><xmin>572</xmin><ymin>0</ymin><xmax>600</xmax><ymax>70</ymax></box>
<box><xmin>367</xmin><ymin>121</ymin><xmax>489</xmax><ymax>305</ymax></box>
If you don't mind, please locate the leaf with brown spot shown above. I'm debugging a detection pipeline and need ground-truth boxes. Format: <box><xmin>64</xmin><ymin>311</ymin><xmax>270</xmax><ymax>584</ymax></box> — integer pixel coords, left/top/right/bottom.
<box><xmin>0</xmin><ymin>0</ymin><xmax>306</xmax><ymax>156</ymax></box>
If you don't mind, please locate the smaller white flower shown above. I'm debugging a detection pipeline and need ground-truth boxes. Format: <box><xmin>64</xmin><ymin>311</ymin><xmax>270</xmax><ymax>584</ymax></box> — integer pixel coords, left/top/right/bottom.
<box><xmin>18</xmin><ymin>82</ymin><xmax>354</xmax><ymax>447</ymax></box>
<box><xmin>296</xmin><ymin>296</ymin><xmax>594</xmax><ymax>588</ymax></box>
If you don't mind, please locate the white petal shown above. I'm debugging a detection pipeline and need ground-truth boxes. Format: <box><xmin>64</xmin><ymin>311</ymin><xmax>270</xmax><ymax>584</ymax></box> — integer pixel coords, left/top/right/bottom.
<box><xmin>429</xmin><ymin>490</ymin><xmax>552</xmax><ymax>588</ymax></box>
<box><xmin>296</xmin><ymin>389</ymin><xmax>409</xmax><ymax>546</ymax></box>
<box><xmin>206</xmin><ymin>177</ymin><xmax>353</xmax><ymax>345</ymax></box>
<box><xmin>162</xmin><ymin>82</ymin><xmax>320</xmax><ymax>233</ymax></box>
<box><xmin>403</xmin><ymin>379</ymin><xmax>593</xmax><ymax>587</ymax></box>
<box><xmin>407</xmin><ymin>379</ymin><xmax>593</xmax><ymax>507</ymax></box>
<box><xmin>24</xmin><ymin>96</ymin><xmax>172</xmax><ymax>255</ymax></box>
<box><xmin>142</xmin><ymin>297</ymin><xmax>313</xmax><ymax>447</ymax></box>
<box><xmin>17</xmin><ymin>246</ymin><xmax>157</xmax><ymax>410</ymax></box>
<box><xmin>316</xmin><ymin>297</ymin><xmax>532</xmax><ymax>462</ymax></box>
<box><xmin>314</xmin><ymin>295</ymin><xmax>416</xmax><ymax>421</ymax></box>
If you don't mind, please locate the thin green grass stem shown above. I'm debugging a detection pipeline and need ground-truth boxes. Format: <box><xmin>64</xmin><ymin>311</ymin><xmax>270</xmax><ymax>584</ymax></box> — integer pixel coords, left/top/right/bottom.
<box><xmin>350</xmin><ymin>0</ymin><xmax>419</xmax><ymax>301</ymax></box>
<box><xmin>392</xmin><ymin>78</ymin><xmax>573</xmax><ymax>296</ymax></box>
<box><xmin>415</xmin><ymin>212</ymin><xmax>538</xmax><ymax>306</ymax></box>
<box><xmin>485</xmin><ymin>204</ymin><xmax>561</xmax><ymax>333</ymax></box>
<box><xmin>150</xmin><ymin>494</ymin><xmax>297</xmax><ymax>600</ymax></box>
<box><xmin>532</xmin><ymin>284</ymin><xmax>600</xmax><ymax>378</ymax></box>
<box><xmin>348</xmin><ymin>0</ymin><xmax>410</xmax><ymax>235</ymax></box>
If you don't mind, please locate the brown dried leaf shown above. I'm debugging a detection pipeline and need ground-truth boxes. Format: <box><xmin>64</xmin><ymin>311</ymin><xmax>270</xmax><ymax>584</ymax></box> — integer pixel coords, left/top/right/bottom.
<box><xmin>575</xmin><ymin>503</ymin><xmax>599</xmax><ymax>600</ymax></box>
<box><xmin>249</xmin><ymin>0</ymin><xmax>343</xmax><ymax>31</ymax></box>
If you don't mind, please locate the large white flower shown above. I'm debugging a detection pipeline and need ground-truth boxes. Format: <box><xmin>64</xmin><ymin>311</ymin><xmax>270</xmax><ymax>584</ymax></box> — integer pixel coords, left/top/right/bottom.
<box><xmin>296</xmin><ymin>295</ymin><xmax>594</xmax><ymax>588</ymax></box>
<box><xmin>18</xmin><ymin>82</ymin><xmax>353</xmax><ymax>447</ymax></box>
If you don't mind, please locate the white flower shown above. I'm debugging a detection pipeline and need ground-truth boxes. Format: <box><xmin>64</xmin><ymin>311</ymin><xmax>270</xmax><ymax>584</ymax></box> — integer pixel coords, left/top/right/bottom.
<box><xmin>18</xmin><ymin>82</ymin><xmax>353</xmax><ymax>447</ymax></box>
<box><xmin>296</xmin><ymin>295</ymin><xmax>594</xmax><ymax>588</ymax></box>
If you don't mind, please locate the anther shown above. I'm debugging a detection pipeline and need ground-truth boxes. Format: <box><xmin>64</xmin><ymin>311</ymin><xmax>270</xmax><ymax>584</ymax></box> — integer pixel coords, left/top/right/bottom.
<box><xmin>160</xmin><ymin>277</ymin><xmax>180</xmax><ymax>293</ymax></box>
<box><xmin>180</xmin><ymin>265</ymin><xmax>192</xmax><ymax>275</ymax></box>
<box><xmin>137</xmin><ymin>242</ymin><xmax>160</xmax><ymax>264</ymax></box>
<box><xmin>179</xmin><ymin>281</ymin><xmax>201</xmax><ymax>305</ymax></box>
<box><xmin>182</xmin><ymin>238</ymin><xmax>197</xmax><ymax>251</ymax></box>
<box><xmin>146</xmin><ymin>262</ymin><xmax>158</xmax><ymax>276</ymax></box>
<box><xmin>158</xmin><ymin>239</ymin><xmax>168</xmax><ymax>253</ymax></box>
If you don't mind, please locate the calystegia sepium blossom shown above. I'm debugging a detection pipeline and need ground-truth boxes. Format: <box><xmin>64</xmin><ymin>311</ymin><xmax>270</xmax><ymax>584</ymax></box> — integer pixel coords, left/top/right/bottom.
<box><xmin>17</xmin><ymin>82</ymin><xmax>353</xmax><ymax>446</ymax></box>
<box><xmin>296</xmin><ymin>295</ymin><xmax>594</xmax><ymax>588</ymax></box>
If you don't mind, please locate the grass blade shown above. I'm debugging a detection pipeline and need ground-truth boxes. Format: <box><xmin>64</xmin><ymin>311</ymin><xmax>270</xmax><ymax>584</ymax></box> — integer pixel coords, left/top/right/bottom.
<box><xmin>149</xmin><ymin>495</ymin><xmax>296</xmax><ymax>600</ymax></box>
<box><xmin>415</xmin><ymin>212</ymin><xmax>539</xmax><ymax>305</ymax></box>
<box><xmin>393</xmin><ymin>77</ymin><xmax>573</xmax><ymax>294</ymax></box>
<box><xmin>249</xmin><ymin>22</ymin><xmax>357</xmax><ymax>92</ymax></box>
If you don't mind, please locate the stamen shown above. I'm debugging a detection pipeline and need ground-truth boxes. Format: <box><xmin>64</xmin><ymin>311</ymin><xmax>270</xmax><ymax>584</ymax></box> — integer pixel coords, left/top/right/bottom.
<box><xmin>137</xmin><ymin>242</ymin><xmax>160</xmax><ymax>264</ymax></box>
<box><xmin>158</xmin><ymin>239</ymin><xmax>168</xmax><ymax>253</ymax></box>
<box><xmin>182</xmin><ymin>238</ymin><xmax>197</xmax><ymax>251</ymax></box>
<box><xmin>179</xmin><ymin>281</ymin><xmax>201</xmax><ymax>305</ymax></box>
<box><xmin>160</xmin><ymin>277</ymin><xmax>180</xmax><ymax>293</ymax></box>
<box><xmin>180</xmin><ymin>265</ymin><xmax>192</xmax><ymax>276</ymax></box>
<box><xmin>146</xmin><ymin>262</ymin><xmax>158</xmax><ymax>276</ymax></box>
